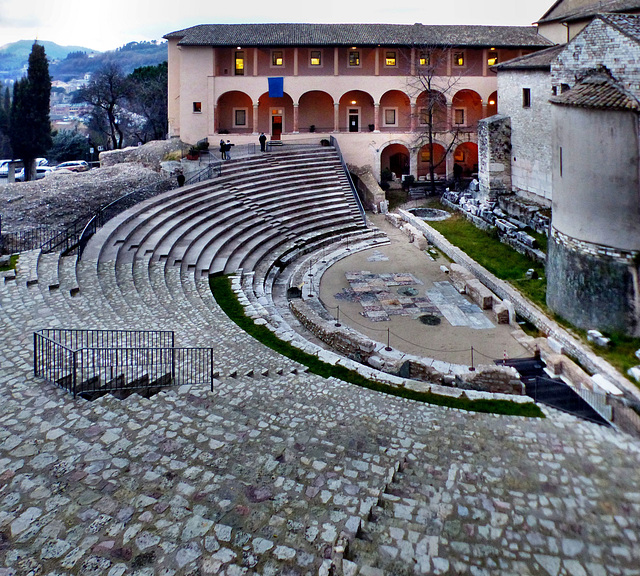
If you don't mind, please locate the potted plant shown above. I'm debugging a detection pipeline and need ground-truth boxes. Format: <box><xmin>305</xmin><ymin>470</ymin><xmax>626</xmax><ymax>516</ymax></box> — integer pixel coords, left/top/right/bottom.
<box><xmin>186</xmin><ymin>146</ymin><xmax>199</xmax><ymax>160</ymax></box>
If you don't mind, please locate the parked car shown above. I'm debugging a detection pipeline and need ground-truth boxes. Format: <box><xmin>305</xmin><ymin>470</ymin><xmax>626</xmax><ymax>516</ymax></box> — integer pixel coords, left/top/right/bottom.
<box><xmin>0</xmin><ymin>159</ymin><xmax>21</xmax><ymax>178</ymax></box>
<box><xmin>54</xmin><ymin>160</ymin><xmax>90</xmax><ymax>173</ymax></box>
<box><xmin>14</xmin><ymin>166</ymin><xmax>54</xmax><ymax>181</ymax></box>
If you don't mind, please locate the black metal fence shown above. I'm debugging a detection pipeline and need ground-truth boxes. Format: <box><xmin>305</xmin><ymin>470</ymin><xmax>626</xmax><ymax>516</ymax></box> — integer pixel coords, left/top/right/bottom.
<box><xmin>34</xmin><ymin>329</ymin><xmax>215</xmax><ymax>398</ymax></box>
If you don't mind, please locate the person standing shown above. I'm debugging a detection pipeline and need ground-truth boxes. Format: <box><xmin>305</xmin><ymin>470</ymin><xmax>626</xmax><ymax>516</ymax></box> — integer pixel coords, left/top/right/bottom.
<box><xmin>225</xmin><ymin>140</ymin><xmax>234</xmax><ymax>160</ymax></box>
<box><xmin>219</xmin><ymin>139</ymin><xmax>226</xmax><ymax>160</ymax></box>
<box><xmin>259</xmin><ymin>132</ymin><xmax>267</xmax><ymax>152</ymax></box>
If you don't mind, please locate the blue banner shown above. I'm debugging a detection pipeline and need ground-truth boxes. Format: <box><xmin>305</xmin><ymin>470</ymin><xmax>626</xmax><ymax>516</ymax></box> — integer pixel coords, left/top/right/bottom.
<box><xmin>268</xmin><ymin>77</ymin><xmax>284</xmax><ymax>98</ymax></box>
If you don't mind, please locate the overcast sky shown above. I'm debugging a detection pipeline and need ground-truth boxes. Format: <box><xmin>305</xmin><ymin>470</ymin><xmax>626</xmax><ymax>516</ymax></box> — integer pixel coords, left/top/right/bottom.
<box><xmin>0</xmin><ymin>0</ymin><xmax>557</xmax><ymax>52</ymax></box>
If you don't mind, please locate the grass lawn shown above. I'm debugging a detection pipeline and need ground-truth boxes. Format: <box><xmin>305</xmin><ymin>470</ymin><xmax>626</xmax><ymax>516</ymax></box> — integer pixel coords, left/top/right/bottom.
<box><xmin>428</xmin><ymin>214</ymin><xmax>547</xmax><ymax>309</ymax></box>
<box><xmin>209</xmin><ymin>274</ymin><xmax>544</xmax><ymax>418</ymax></box>
<box><xmin>0</xmin><ymin>254</ymin><xmax>18</xmax><ymax>272</ymax></box>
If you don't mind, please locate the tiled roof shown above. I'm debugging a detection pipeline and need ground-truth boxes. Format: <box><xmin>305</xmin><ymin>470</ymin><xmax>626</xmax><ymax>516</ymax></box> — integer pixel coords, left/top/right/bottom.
<box><xmin>549</xmin><ymin>73</ymin><xmax>640</xmax><ymax>110</ymax></box>
<box><xmin>164</xmin><ymin>23</ymin><xmax>553</xmax><ymax>48</ymax></box>
<box><xmin>597</xmin><ymin>12</ymin><xmax>640</xmax><ymax>42</ymax></box>
<box><xmin>538</xmin><ymin>0</ymin><xmax>640</xmax><ymax>23</ymax></box>
<box><xmin>492</xmin><ymin>44</ymin><xmax>566</xmax><ymax>71</ymax></box>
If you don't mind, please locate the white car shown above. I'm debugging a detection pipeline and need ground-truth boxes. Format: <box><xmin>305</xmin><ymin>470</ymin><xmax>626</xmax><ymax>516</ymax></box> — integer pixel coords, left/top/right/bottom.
<box><xmin>15</xmin><ymin>166</ymin><xmax>55</xmax><ymax>181</ymax></box>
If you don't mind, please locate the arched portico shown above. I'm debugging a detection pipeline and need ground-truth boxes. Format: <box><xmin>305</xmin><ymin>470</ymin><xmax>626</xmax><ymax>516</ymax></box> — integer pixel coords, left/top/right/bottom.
<box><xmin>339</xmin><ymin>90</ymin><xmax>375</xmax><ymax>132</ymax></box>
<box><xmin>379</xmin><ymin>90</ymin><xmax>411</xmax><ymax>132</ymax></box>
<box><xmin>380</xmin><ymin>142</ymin><xmax>410</xmax><ymax>179</ymax></box>
<box><xmin>258</xmin><ymin>92</ymin><xmax>295</xmax><ymax>137</ymax></box>
<box><xmin>298</xmin><ymin>91</ymin><xmax>334</xmax><ymax>133</ymax></box>
<box><xmin>453</xmin><ymin>141</ymin><xmax>479</xmax><ymax>177</ymax></box>
<box><xmin>216</xmin><ymin>91</ymin><xmax>254</xmax><ymax>134</ymax></box>
<box><xmin>452</xmin><ymin>89</ymin><xmax>483</xmax><ymax>131</ymax></box>
<box><xmin>416</xmin><ymin>90</ymin><xmax>447</xmax><ymax>132</ymax></box>
<box><xmin>417</xmin><ymin>142</ymin><xmax>447</xmax><ymax>180</ymax></box>
<box><xmin>487</xmin><ymin>91</ymin><xmax>498</xmax><ymax>117</ymax></box>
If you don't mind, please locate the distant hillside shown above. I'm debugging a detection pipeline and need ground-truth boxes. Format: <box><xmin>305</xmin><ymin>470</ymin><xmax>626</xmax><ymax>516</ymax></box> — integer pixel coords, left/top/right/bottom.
<box><xmin>0</xmin><ymin>40</ymin><xmax>168</xmax><ymax>82</ymax></box>
<box><xmin>0</xmin><ymin>40</ymin><xmax>95</xmax><ymax>80</ymax></box>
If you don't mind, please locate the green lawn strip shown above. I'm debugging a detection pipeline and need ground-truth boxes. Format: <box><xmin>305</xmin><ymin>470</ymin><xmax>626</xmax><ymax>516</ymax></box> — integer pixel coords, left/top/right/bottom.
<box><xmin>0</xmin><ymin>254</ymin><xmax>18</xmax><ymax>272</ymax></box>
<box><xmin>428</xmin><ymin>214</ymin><xmax>547</xmax><ymax>308</ymax></box>
<box><xmin>210</xmin><ymin>275</ymin><xmax>543</xmax><ymax>418</ymax></box>
<box><xmin>428</xmin><ymin>213</ymin><xmax>640</xmax><ymax>384</ymax></box>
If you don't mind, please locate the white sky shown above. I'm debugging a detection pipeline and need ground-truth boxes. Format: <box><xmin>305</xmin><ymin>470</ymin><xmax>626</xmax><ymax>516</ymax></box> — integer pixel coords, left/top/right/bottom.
<box><xmin>0</xmin><ymin>0</ymin><xmax>556</xmax><ymax>52</ymax></box>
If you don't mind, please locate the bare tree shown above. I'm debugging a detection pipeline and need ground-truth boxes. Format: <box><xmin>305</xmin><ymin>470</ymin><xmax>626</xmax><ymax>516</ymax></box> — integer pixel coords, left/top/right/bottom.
<box><xmin>406</xmin><ymin>45</ymin><xmax>466</xmax><ymax>194</ymax></box>
<box><xmin>74</xmin><ymin>62</ymin><xmax>129</xmax><ymax>150</ymax></box>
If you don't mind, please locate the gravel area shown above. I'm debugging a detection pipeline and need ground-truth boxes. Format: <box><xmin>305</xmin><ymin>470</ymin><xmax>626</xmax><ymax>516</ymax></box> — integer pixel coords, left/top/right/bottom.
<box><xmin>0</xmin><ymin>140</ymin><xmax>182</xmax><ymax>233</ymax></box>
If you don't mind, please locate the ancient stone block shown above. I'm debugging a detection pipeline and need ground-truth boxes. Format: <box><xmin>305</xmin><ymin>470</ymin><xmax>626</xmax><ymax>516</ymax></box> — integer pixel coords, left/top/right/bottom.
<box><xmin>494</xmin><ymin>303</ymin><xmax>510</xmax><ymax>324</ymax></box>
<box><xmin>449</xmin><ymin>263</ymin><xmax>474</xmax><ymax>293</ymax></box>
<box><xmin>465</xmin><ymin>279</ymin><xmax>494</xmax><ymax>310</ymax></box>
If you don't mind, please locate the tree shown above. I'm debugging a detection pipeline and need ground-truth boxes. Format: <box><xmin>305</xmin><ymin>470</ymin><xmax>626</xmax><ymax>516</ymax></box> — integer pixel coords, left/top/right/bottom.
<box><xmin>126</xmin><ymin>62</ymin><xmax>168</xmax><ymax>142</ymax></box>
<box><xmin>407</xmin><ymin>45</ymin><xmax>465</xmax><ymax>194</ymax></box>
<box><xmin>9</xmin><ymin>43</ymin><xmax>52</xmax><ymax>180</ymax></box>
<box><xmin>74</xmin><ymin>62</ymin><xmax>129</xmax><ymax>150</ymax></box>
<box><xmin>48</xmin><ymin>129</ymin><xmax>90</xmax><ymax>163</ymax></box>
<box><xmin>0</xmin><ymin>86</ymin><xmax>11</xmax><ymax>158</ymax></box>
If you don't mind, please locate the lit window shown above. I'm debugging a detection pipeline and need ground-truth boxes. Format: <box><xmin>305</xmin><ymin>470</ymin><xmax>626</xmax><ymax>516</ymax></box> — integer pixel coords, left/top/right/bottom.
<box><xmin>419</xmin><ymin>52</ymin><xmax>430</xmax><ymax>66</ymax></box>
<box><xmin>488</xmin><ymin>50</ymin><xmax>498</xmax><ymax>66</ymax></box>
<box><xmin>272</xmin><ymin>50</ymin><xmax>283</xmax><ymax>66</ymax></box>
<box><xmin>454</xmin><ymin>108</ymin><xmax>465</xmax><ymax>125</ymax></box>
<box><xmin>234</xmin><ymin>109</ymin><xmax>247</xmax><ymax>126</ymax></box>
<box><xmin>192</xmin><ymin>102</ymin><xmax>202</xmax><ymax>113</ymax></box>
<box><xmin>384</xmin><ymin>108</ymin><xmax>396</xmax><ymax>125</ymax></box>
<box><xmin>522</xmin><ymin>88</ymin><xmax>531</xmax><ymax>108</ymax></box>
<box><xmin>235</xmin><ymin>51</ymin><xmax>244</xmax><ymax>75</ymax></box>
<box><xmin>310</xmin><ymin>50</ymin><xmax>321</xmax><ymax>66</ymax></box>
<box><xmin>385</xmin><ymin>51</ymin><xmax>396</xmax><ymax>66</ymax></box>
<box><xmin>349</xmin><ymin>50</ymin><xmax>360</xmax><ymax>66</ymax></box>
<box><xmin>453</xmin><ymin>52</ymin><xmax>465</xmax><ymax>67</ymax></box>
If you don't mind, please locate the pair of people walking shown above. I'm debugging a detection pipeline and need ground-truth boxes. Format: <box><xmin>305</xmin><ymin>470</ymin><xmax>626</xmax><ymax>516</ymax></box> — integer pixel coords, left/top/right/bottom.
<box><xmin>219</xmin><ymin>139</ymin><xmax>234</xmax><ymax>160</ymax></box>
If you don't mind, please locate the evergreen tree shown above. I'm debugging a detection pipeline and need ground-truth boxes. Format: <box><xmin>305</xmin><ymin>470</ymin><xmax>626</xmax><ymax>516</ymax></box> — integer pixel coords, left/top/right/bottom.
<box><xmin>9</xmin><ymin>43</ymin><xmax>52</xmax><ymax>180</ymax></box>
<box><xmin>127</xmin><ymin>62</ymin><xmax>168</xmax><ymax>142</ymax></box>
<box><xmin>0</xmin><ymin>86</ymin><xmax>11</xmax><ymax>158</ymax></box>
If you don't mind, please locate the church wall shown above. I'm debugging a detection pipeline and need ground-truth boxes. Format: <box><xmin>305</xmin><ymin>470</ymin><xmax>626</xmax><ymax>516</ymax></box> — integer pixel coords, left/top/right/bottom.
<box><xmin>497</xmin><ymin>68</ymin><xmax>553</xmax><ymax>203</ymax></box>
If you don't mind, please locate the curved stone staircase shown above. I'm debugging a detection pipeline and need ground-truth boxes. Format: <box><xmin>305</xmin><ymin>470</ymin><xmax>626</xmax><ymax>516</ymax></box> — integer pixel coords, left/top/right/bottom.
<box><xmin>1</xmin><ymin>146</ymin><xmax>640</xmax><ymax>575</ymax></box>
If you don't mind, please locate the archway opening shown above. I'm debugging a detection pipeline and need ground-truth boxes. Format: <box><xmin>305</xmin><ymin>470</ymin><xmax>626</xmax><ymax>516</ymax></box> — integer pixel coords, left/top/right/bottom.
<box><xmin>381</xmin><ymin>143</ymin><xmax>410</xmax><ymax>179</ymax></box>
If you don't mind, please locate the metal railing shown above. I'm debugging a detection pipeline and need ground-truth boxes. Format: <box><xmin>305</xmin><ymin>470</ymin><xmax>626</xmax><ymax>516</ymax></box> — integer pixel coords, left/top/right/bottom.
<box><xmin>0</xmin><ymin>215</ymin><xmax>60</xmax><ymax>255</ymax></box>
<box><xmin>330</xmin><ymin>135</ymin><xmax>367</xmax><ymax>226</ymax></box>
<box><xmin>34</xmin><ymin>329</ymin><xmax>215</xmax><ymax>397</ymax></box>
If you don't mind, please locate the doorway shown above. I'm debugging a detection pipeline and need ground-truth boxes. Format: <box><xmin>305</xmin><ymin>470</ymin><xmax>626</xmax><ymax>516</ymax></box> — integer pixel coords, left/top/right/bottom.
<box><xmin>271</xmin><ymin>109</ymin><xmax>283</xmax><ymax>140</ymax></box>
<box><xmin>348</xmin><ymin>108</ymin><xmax>360</xmax><ymax>132</ymax></box>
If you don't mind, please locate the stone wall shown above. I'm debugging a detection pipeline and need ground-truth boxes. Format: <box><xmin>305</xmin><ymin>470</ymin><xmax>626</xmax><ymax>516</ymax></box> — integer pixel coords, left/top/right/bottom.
<box><xmin>552</xmin><ymin>17</ymin><xmax>640</xmax><ymax>101</ymax></box>
<box><xmin>477</xmin><ymin>114</ymin><xmax>512</xmax><ymax>201</ymax></box>
<box><xmin>547</xmin><ymin>233</ymin><xmax>640</xmax><ymax>336</ymax></box>
<box><xmin>289</xmin><ymin>299</ymin><xmax>523</xmax><ymax>395</ymax></box>
<box><xmin>497</xmin><ymin>69</ymin><xmax>553</xmax><ymax>204</ymax></box>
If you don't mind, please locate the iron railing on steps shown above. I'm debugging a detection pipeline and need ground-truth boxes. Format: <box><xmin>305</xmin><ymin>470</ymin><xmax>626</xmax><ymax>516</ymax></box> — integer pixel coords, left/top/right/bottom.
<box><xmin>34</xmin><ymin>328</ymin><xmax>215</xmax><ymax>398</ymax></box>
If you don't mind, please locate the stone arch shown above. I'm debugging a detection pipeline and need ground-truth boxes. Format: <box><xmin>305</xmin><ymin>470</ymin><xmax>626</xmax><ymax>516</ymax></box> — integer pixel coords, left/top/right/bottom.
<box><xmin>298</xmin><ymin>90</ymin><xmax>334</xmax><ymax>133</ymax></box>
<box><xmin>417</xmin><ymin>142</ymin><xmax>447</xmax><ymax>179</ymax></box>
<box><xmin>380</xmin><ymin>141</ymin><xmax>411</xmax><ymax>179</ymax></box>
<box><xmin>216</xmin><ymin>91</ymin><xmax>253</xmax><ymax>134</ymax></box>
<box><xmin>452</xmin><ymin>89</ymin><xmax>483</xmax><ymax>131</ymax></box>
<box><xmin>454</xmin><ymin>141</ymin><xmax>478</xmax><ymax>177</ymax></box>
<box><xmin>416</xmin><ymin>90</ymin><xmax>447</xmax><ymax>132</ymax></box>
<box><xmin>487</xmin><ymin>91</ymin><xmax>498</xmax><ymax>117</ymax></box>
<box><xmin>379</xmin><ymin>90</ymin><xmax>411</xmax><ymax>132</ymax></box>
<box><xmin>258</xmin><ymin>92</ymin><xmax>295</xmax><ymax>136</ymax></box>
<box><xmin>339</xmin><ymin>90</ymin><xmax>375</xmax><ymax>132</ymax></box>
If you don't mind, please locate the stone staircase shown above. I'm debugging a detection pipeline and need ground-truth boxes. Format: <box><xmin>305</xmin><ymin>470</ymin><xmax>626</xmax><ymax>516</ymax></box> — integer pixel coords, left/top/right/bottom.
<box><xmin>0</xmin><ymin>145</ymin><xmax>640</xmax><ymax>574</ymax></box>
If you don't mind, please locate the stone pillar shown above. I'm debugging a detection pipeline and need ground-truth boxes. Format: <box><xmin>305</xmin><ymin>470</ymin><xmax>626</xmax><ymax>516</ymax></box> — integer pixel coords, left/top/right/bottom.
<box><xmin>374</xmin><ymin>103</ymin><xmax>380</xmax><ymax>133</ymax></box>
<box><xmin>446</xmin><ymin>103</ymin><xmax>453</xmax><ymax>131</ymax></box>
<box><xmin>477</xmin><ymin>114</ymin><xmax>512</xmax><ymax>201</ymax></box>
<box><xmin>375</xmin><ymin>48</ymin><xmax>380</xmax><ymax>76</ymax></box>
<box><xmin>293</xmin><ymin>103</ymin><xmax>299</xmax><ymax>134</ymax></box>
<box><xmin>410</xmin><ymin>148</ymin><xmax>418</xmax><ymax>178</ymax></box>
<box><xmin>253</xmin><ymin>48</ymin><xmax>258</xmax><ymax>76</ymax></box>
<box><xmin>410</xmin><ymin>103</ymin><xmax>417</xmax><ymax>132</ymax></box>
<box><xmin>253</xmin><ymin>104</ymin><xmax>259</xmax><ymax>134</ymax></box>
<box><xmin>334</xmin><ymin>47</ymin><xmax>339</xmax><ymax>76</ymax></box>
<box><xmin>333</xmin><ymin>103</ymin><xmax>340</xmax><ymax>132</ymax></box>
<box><xmin>410</xmin><ymin>47</ymin><xmax>416</xmax><ymax>76</ymax></box>
<box><xmin>213</xmin><ymin>104</ymin><xmax>219</xmax><ymax>134</ymax></box>
<box><xmin>294</xmin><ymin>48</ymin><xmax>299</xmax><ymax>76</ymax></box>
<box><xmin>482</xmin><ymin>102</ymin><xmax>488</xmax><ymax>120</ymax></box>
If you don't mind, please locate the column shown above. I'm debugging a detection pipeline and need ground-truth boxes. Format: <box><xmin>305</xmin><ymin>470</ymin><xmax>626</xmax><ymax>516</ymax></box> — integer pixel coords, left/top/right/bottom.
<box><xmin>294</xmin><ymin>48</ymin><xmax>299</xmax><ymax>76</ymax></box>
<box><xmin>447</xmin><ymin>103</ymin><xmax>453</xmax><ymax>131</ymax></box>
<box><xmin>374</xmin><ymin>103</ymin><xmax>380</xmax><ymax>133</ymax></box>
<box><xmin>333</xmin><ymin>102</ymin><xmax>340</xmax><ymax>132</ymax></box>
<box><xmin>410</xmin><ymin>47</ymin><xmax>416</xmax><ymax>76</ymax></box>
<box><xmin>375</xmin><ymin>48</ymin><xmax>380</xmax><ymax>76</ymax></box>
<box><xmin>482</xmin><ymin>102</ymin><xmax>488</xmax><ymax>120</ymax></box>
<box><xmin>334</xmin><ymin>47</ymin><xmax>339</xmax><ymax>76</ymax></box>
<box><xmin>410</xmin><ymin>148</ymin><xmax>418</xmax><ymax>179</ymax></box>
<box><xmin>293</xmin><ymin>104</ymin><xmax>299</xmax><ymax>134</ymax></box>
<box><xmin>410</xmin><ymin>103</ymin><xmax>417</xmax><ymax>132</ymax></box>
<box><xmin>213</xmin><ymin>104</ymin><xmax>219</xmax><ymax>134</ymax></box>
<box><xmin>253</xmin><ymin>48</ymin><xmax>258</xmax><ymax>76</ymax></box>
<box><xmin>253</xmin><ymin>103</ymin><xmax>259</xmax><ymax>134</ymax></box>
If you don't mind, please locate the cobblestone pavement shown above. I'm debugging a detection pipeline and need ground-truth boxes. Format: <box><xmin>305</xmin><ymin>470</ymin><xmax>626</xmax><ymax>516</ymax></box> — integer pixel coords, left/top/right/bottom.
<box><xmin>1</xmin><ymin>247</ymin><xmax>640</xmax><ymax>575</ymax></box>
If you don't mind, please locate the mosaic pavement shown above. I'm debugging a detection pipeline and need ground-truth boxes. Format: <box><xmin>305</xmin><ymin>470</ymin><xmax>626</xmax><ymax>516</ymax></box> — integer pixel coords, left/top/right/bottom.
<box><xmin>335</xmin><ymin>272</ymin><xmax>493</xmax><ymax>328</ymax></box>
